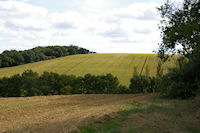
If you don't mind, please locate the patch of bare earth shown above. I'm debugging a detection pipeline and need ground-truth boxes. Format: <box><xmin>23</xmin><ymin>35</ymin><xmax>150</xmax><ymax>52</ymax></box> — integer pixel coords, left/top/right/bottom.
<box><xmin>0</xmin><ymin>94</ymin><xmax>155</xmax><ymax>133</ymax></box>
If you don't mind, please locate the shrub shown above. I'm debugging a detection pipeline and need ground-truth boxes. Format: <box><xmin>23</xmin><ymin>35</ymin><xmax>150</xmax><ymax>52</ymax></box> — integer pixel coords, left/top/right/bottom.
<box><xmin>160</xmin><ymin>56</ymin><xmax>199</xmax><ymax>99</ymax></box>
<box><xmin>161</xmin><ymin>81</ymin><xmax>196</xmax><ymax>99</ymax></box>
<box><xmin>60</xmin><ymin>86</ymin><xmax>73</xmax><ymax>95</ymax></box>
<box><xmin>129</xmin><ymin>75</ymin><xmax>152</xmax><ymax>94</ymax></box>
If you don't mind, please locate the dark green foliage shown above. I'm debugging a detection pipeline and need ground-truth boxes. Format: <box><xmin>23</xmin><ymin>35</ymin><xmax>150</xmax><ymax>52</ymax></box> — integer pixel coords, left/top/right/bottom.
<box><xmin>156</xmin><ymin>0</ymin><xmax>200</xmax><ymax>99</ymax></box>
<box><xmin>129</xmin><ymin>75</ymin><xmax>154</xmax><ymax>93</ymax></box>
<box><xmin>129</xmin><ymin>75</ymin><xmax>146</xmax><ymax>93</ymax></box>
<box><xmin>116</xmin><ymin>85</ymin><xmax>131</xmax><ymax>94</ymax></box>
<box><xmin>160</xmin><ymin>56</ymin><xmax>199</xmax><ymax>99</ymax></box>
<box><xmin>0</xmin><ymin>70</ymin><xmax>126</xmax><ymax>97</ymax></box>
<box><xmin>161</xmin><ymin>81</ymin><xmax>196</xmax><ymax>99</ymax></box>
<box><xmin>83</xmin><ymin>73</ymin><xmax>122</xmax><ymax>94</ymax></box>
<box><xmin>157</xmin><ymin>0</ymin><xmax>200</xmax><ymax>60</ymax></box>
<box><xmin>21</xmin><ymin>70</ymin><xmax>42</xmax><ymax>96</ymax></box>
<box><xmin>129</xmin><ymin>65</ymin><xmax>160</xmax><ymax>94</ymax></box>
<box><xmin>0</xmin><ymin>45</ymin><xmax>95</xmax><ymax>68</ymax></box>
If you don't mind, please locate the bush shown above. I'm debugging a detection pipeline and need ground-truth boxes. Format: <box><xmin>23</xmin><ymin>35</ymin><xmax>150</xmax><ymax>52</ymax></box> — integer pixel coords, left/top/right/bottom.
<box><xmin>116</xmin><ymin>85</ymin><xmax>131</xmax><ymax>94</ymax></box>
<box><xmin>161</xmin><ymin>81</ymin><xmax>196</xmax><ymax>99</ymax></box>
<box><xmin>60</xmin><ymin>86</ymin><xmax>73</xmax><ymax>95</ymax></box>
<box><xmin>129</xmin><ymin>75</ymin><xmax>152</xmax><ymax>94</ymax></box>
<box><xmin>160</xmin><ymin>56</ymin><xmax>199</xmax><ymax>99</ymax></box>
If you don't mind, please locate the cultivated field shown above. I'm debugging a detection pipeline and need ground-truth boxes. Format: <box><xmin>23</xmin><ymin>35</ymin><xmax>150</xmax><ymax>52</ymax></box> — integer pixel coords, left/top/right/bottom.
<box><xmin>0</xmin><ymin>54</ymin><xmax>176</xmax><ymax>86</ymax></box>
<box><xmin>0</xmin><ymin>94</ymin><xmax>154</xmax><ymax>133</ymax></box>
<box><xmin>1</xmin><ymin>94</ymin><xmax>199</xmax><ymax>133</ymax></box>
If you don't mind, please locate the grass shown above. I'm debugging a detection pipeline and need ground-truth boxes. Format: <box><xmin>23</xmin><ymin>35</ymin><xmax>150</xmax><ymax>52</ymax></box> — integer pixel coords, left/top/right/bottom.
<box><xmin>0</xmin><ymin>54</ymin><xmax>177</xmax><ymax>86</ymax></box>
<box><xmin>79</xmin><ymin>95</ymin><xmax>200</xmax><ymax>133</ymax></box>
<box><xmin>1</xmin><ymin>94</ymin><xmax>199</xmax><ymax>133</ymax></box>
<box><xmin>0</xmin><ymin>94</ymin><xmax>154</xmax><ymax>133</ymax></box>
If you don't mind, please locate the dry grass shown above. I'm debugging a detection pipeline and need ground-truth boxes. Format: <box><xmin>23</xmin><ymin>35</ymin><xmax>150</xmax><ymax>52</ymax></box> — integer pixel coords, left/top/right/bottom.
<box><xmin>0</xmin><ymin>94</ymin><xmax>155</xmax><ymax>133</ymax></box>
<box><xmin>79</xmin><ymin>95</ymin><xmax>200</xmax><ymax>133</ymax></box>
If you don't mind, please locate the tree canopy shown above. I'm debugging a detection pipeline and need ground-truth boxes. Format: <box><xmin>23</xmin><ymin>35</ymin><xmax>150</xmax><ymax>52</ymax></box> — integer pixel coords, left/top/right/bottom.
<box><xmin>0</xmin><ymin>45</ymin><xmax>96</xmax><ymax>68</ymax></box>
<box><xmin>157</xmin><ymin>0</ymin><xmax>200</xmax><ymax>99</ymax></box>
<box><xmin>157</xmin><ymin>0</ymin><xmax>200</xmax><ymax>60</ymax></box>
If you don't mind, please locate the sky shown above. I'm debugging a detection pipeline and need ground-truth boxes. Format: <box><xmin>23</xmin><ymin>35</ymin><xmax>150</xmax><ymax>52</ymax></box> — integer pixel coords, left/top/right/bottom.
<box><xmin>0</xmin><ymin>0</ymin><xmax>180</xmax><ymax>53</ymax></box>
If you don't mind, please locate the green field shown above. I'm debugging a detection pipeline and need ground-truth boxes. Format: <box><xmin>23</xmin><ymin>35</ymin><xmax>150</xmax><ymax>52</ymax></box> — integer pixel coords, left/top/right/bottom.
<box><xmin>0</xmin><ymin>54</ymin><xmax>176</xmax><ymax>86</ymax></box>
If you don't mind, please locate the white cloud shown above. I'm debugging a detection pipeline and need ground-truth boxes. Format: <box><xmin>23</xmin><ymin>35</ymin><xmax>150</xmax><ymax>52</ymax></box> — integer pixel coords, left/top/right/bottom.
<box><xmin>0</xmin><ymin>1</ymin><xmax>162</xmax><ymax>53</ymax></box>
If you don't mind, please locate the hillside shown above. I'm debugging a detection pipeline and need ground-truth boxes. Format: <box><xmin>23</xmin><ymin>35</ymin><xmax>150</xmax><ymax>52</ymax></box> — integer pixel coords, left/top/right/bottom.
<box><xmin>0</xmin><ymin>54</ymin><xmax>176</xmax><ymax>86</ymax></box>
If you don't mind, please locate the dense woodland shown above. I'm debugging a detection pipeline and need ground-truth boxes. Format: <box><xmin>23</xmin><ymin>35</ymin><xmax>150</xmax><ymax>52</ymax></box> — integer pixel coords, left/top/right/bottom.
<box><xmin>0</xmin><ymin>45</ymin><xmax>95</xmax><ymax>68</ymax></box>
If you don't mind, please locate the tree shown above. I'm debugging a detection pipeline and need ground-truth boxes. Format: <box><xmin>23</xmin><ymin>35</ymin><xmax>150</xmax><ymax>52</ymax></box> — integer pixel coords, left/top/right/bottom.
<box><xmin>157</xmin><ymin>0</ymin><xmax>200</xmax><ymax>60</ymax></box>
<box><xmin>157</xmin><ymin>0</ymin><xmax>200</xmax><ymax>98</ymax></box>
<box><xmin>21</xmin><ymin>70</ymin><xmax>41</xmax><ymax>96</ymax></box>
<box><xmin>0</xmin><ymin>45</ymin><xmax>94</xmax><ymax>68</ymax></box>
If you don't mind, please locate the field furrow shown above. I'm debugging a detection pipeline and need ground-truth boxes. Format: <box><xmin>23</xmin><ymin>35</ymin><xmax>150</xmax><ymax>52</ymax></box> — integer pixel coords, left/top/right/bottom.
<box><xmin>0</xmin><ymin>54</ymin><xmax>176</xmax><ymax>86</ymax></box>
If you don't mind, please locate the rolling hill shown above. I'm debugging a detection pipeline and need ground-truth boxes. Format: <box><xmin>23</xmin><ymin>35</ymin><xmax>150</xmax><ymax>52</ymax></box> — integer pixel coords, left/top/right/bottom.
<box><xmin>0</xmin><ymin>54</ymin><xmax>176</xmax><ymax>86</ymax></box>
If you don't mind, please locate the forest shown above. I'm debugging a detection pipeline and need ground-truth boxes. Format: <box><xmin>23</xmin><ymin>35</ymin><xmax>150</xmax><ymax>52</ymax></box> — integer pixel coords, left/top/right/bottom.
<box><xmin>0</xmin><ymin>45</ymin><xmax>95</xmax><ymax>68</ymax></box>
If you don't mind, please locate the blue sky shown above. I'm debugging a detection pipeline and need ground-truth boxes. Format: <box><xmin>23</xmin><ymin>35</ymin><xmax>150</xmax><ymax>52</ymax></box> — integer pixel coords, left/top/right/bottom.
<box><xmin>0</xmin><ymin>0</ymin><xmax>179</xmax><ymax>53</ymax></box>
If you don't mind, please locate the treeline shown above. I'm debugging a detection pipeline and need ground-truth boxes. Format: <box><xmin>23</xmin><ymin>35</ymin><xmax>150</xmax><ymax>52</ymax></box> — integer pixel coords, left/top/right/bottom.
<box><xmin>0</xmin><ymin>66</ymin><xmax>163</xmax><ymax>97</ymax></box>
<box><xmin>0</xmin><ymin>70</ymin><xmax>129</xmax><ymax>97</ymax></box>
<box><xmin>129</xmin><ymin>57</ymin><xmax>200</xmax><ymax>99</ymax></box>
<box><xmin>0</xmin><ymin>45</ymin><xmax>96</xmax><ymax>68</ymax></box>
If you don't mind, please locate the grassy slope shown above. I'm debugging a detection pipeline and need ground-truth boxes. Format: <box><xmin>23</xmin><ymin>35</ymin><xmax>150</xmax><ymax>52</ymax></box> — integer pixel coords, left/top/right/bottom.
<box><xmin>0</xmin><ymin>54</ymin><xmax>176</xmax><ymax>86</ymax></box>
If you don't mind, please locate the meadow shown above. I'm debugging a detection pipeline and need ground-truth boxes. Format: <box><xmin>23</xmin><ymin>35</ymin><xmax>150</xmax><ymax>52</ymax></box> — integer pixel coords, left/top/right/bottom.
<box><xmin>0</xmin><ymin>54</ymin><xmax>176</xmax><ymax>86</ymax></box>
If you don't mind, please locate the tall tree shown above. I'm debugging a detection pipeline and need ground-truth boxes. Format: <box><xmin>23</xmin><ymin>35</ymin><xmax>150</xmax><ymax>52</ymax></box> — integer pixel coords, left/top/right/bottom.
<box><xmin>157</xmin><ymin>0</ymin><xmax>200</xmax><ymax>61</ymax></box>
<box><xmin>157</xmin><ymin>0</ymin><xmax>200</xmax><ymax>98</ymax></box>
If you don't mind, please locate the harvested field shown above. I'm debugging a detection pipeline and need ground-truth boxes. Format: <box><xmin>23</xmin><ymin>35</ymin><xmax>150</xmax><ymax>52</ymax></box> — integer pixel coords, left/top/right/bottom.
<box><xmin>0</xmin><ymin>94</ymin><xmax>155</xmax><ymax>133</ymax></box>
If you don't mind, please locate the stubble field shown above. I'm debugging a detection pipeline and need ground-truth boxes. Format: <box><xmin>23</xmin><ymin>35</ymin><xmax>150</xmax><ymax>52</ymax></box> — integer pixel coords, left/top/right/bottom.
<box><xmin>0</xmin><ymin>94</ymin><xmax>154</xmax><ymax>133</ymax></box>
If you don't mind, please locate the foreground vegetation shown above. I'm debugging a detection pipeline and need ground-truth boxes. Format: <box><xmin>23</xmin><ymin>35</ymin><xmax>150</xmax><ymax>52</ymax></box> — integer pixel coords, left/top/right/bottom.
<box><xmin>0</xmin><ymin>54</ymin><xmax>175</xmax><ymax>86</ymax></box>
<box><xmin>79</xmin><ymin>95</ymin><xmax>200</xmax><ymax>133</ymax></box>
<box><xmin>0</xmin><ymin>94</ymin><xmax>154</xmax><ymax>133</ymax></box>
<box><xmin>0</xmin><ymin>94</ymin><xmax>199</xmax><ymax>133</ymax></box>
<box><xmin>156</xmin><ymin>0</ymin><xmax>200</xmax><ymax>99</ymax></box>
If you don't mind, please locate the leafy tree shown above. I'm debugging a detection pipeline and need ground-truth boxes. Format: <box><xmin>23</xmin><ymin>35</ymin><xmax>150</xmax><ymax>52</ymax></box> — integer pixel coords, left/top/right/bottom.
<box><xmin>157</xmin><ymin>0</ymin><xmax>200</xmax><ymax>98</ymax></box>
<box><xmin>0</xmin><ymin>77</ymin><xmax>9</xmax><ymax>97</ymax></box>
<box><xmin>60</xmin><ymin>86</ymin><xmax>73</xmax><ymax>95</ymax></box>
<box><xmin>129</xmin><ymin>75</ymin><xmax>152</xmax><ymax>93</ymax></box>
<box><xmin>0</xmin><ymin>69</ymin><xmax>127</xmax><ymax>97</ymax></box>
<box><xmin>21</xmin><ymin>70</ymin><xmax>41</xmax><ymax>96</ymax></box>
<box><xmin>157</xmin><ymin>0</ymin><xmax>200</xmax><ymax>60</ymax></box>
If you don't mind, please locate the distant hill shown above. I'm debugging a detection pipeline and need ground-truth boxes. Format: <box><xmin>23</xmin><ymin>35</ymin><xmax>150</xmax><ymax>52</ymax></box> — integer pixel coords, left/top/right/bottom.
<box><xmin>0</xmin><ymin>54</ymin><xmax>176</xmax><ymax>86</ymax></box>
<box><xmin>0</xmin><ymin>45</ymin><xmax>95</xmax><ymax>68</ymax></box>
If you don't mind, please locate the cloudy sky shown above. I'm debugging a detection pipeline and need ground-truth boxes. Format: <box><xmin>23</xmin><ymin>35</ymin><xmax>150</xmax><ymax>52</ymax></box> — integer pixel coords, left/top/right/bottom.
<box><xmin>0</xmin><ymin>0</ymin><xmax>174</xmax><ymax>53</ymax></box>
